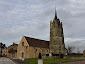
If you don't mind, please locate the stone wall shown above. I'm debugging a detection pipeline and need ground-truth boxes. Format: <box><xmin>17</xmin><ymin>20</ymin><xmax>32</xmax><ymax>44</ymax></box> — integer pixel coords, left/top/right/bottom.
<box><xmin>50</xmin><ymin>16</ymin><xmax>67</xmax><ymax>55</ymax></box>
<box><xmin>64</xmin><ymin>56</ymin><xmax>85</xmax><ymax>59</ymax></box>
<box><xmin>17</xmin><ymin>36</ymin><xmax>50</xmax><ymax>59</ymax></box>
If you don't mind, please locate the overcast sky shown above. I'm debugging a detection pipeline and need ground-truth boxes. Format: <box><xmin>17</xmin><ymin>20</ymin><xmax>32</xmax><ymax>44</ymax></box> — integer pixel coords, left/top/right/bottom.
<box><xmin>0</xmin><ymin>0</ymin><xmax>85</xmax><ymax>53</ymax></box>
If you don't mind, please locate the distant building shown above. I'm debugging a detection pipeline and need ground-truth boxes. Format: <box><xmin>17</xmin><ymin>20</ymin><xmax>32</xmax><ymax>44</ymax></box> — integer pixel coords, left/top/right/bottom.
<box><xmin>17</xmin><ymin>36</ymin><xmax>49</xmax><ymax>59</ymax></box>
<box><xmin>0</xmin><ymin>42</ymin><xmax>7</xmax><ymax>57</ymax></box>
<box><xmin>8</xmin><ymin>42</ymin><xmax>18</xmax><ymax>58</ymax></box>
<box><xmin>2</xmin><ymin>48</ymin><xmax>8</xmax><ymax>57</ymax></box>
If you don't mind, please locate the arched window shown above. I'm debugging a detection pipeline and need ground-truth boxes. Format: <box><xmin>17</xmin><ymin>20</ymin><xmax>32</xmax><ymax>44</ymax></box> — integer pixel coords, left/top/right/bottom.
<box><xmin>22</xmin><ymin>42</ymin><xmax>24</xmax><ymax>46</ymax></box>
<box><xmin>34</xmin><ymin>49</ymin><xmax>37</xmax><ymax>53</ymax></box>
<box><xmin>22</xmin><ymin>52</ymin><xmax>24</xmax><ymax>57</ymax></box>
<box><xmin>41</xmin><ymin>49</ymin><xmax>44</xmax><ymax>52</ymax></box>
<box><xmin>41</xmin><ymin>49</ymin><xmax>42</xmax><ymax>52</ymax></box>
<box><xmin>47</xmin><ymin>50</ymin><xmax>48</xmax><ymax>53</ymax></box>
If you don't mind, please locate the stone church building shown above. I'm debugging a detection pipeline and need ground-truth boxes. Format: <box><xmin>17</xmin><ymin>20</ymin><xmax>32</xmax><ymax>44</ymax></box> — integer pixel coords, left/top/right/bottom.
<box><xmin>17</xmin><ymin>36</ymin><xmax>49</xmax><ymax>59</ymax></box>
<box><xmin>17</xmin><ymin>10</ymin><xmax>67</xmax><ymax>59</ymax></box>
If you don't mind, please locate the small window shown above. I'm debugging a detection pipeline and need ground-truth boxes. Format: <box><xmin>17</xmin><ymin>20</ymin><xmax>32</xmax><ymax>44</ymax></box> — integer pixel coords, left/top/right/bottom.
<box><xmin>26</xmin><ymin>46</ymin><xmax>28</xmax><ymax>49</ymax></box>
<box><xmin>34</xmin><ymin>49</ymin><xmax>37</xmax><ymax>53</ymax></box>
<box><xmin>36</xmin><ymin>49</ymin><xmax>37</xmax><ymax>52</ymax></box>
<box><xmin>46</xmin><ymin>54</ymin><xmax>49</xmax><ymax>56</ymax></box>
<box><xmin>22</xmin><ymin>42</ymin><xmax>24</xmax><ymax>46</ymax></box>
<box><xmin>41</xmin><ymin>49</ymin><xmax>42</xmax><ymax>52</ymax></box>
<box><xmin>15</xmin><ymin>50</ymin><xmax>17</xmax><ymax>53</ymax></box>
<box><xmin>42</xmin><ymin>50</ymin><xmax>44</xmax><ymax>52</ymax></box>
<box><xmin>47</xmin><ymin>50</ymin><xmax>48</xmax><ymax>53</ymax></box>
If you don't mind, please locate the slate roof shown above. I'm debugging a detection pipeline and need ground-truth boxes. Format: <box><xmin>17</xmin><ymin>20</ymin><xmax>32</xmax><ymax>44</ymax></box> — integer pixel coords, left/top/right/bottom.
<box><xmin>24</xmin><ymin>36</ymin><xmax>49</xmax><ymax>48</ymax></box>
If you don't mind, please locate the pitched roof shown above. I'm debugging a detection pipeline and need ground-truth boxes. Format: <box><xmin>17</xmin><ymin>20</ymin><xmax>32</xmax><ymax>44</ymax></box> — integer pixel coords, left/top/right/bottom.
<box><xmin>24</xmin><ymin>36</ymin><xmax>49</xmax><ymax>48</ymax></box>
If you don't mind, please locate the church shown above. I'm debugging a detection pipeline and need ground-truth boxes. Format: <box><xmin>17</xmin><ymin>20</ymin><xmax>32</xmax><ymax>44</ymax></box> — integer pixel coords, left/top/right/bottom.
<box><xmin>17</xmin><ymin>10</ymin><xmax>67</xmax><ymax>59</ymax></box>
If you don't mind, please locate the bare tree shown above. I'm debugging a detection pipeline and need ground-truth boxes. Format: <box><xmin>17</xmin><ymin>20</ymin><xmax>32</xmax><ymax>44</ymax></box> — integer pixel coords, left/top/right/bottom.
<box><xmin>77</xmin><ymin>48</ymin><xmax>80</xmax><ymax>54</ymax></box>
<box><xmin>67</xmin><ymin>45</ymin><xmax>75</xmax><ymax>54</ymax></box>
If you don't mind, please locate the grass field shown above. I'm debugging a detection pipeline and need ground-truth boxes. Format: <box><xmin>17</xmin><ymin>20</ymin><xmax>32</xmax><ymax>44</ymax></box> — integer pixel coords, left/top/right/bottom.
<box><xmin>24</xmin><ymin>58</ymin><xmax>85</xmax><ymax>64</ymax></box>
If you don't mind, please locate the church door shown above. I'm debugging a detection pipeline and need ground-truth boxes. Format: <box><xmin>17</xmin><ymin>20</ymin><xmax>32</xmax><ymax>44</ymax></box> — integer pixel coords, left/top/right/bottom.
<box><xmin>22</xmin><ymin>52</ymin><xmax>24</xmax><ymax>58</ymax></box>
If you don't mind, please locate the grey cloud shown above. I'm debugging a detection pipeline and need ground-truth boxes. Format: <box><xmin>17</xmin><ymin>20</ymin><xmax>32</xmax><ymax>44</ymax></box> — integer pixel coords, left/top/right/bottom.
<box><xmin>0</xmin><ymin>0</ymin><xmax>85</xmax><ymax>53</ymax></box>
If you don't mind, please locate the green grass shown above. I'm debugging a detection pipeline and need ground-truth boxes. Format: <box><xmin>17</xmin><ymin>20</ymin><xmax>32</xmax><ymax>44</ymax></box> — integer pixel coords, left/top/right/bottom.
<box><xmin>24</xmin><ymin>58</ymin><xmax>38</xmax><ymax>64</ymax></box>
<box><xmin>24</xmin><ymin>58</ymin><xmax>85</xmax><ymax>64</ymax></box>
<box><xmin>43</xmin><ymin>59</ymin><xmax>85</xmax><ymax>64</ymax></box>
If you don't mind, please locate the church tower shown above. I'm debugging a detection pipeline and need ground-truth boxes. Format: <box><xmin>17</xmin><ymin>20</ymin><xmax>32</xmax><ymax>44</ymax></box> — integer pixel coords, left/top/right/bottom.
<box><xmin>50</xmin><ymin>9</ymin><xmax>67</xmax><ymax>56</ymax></box>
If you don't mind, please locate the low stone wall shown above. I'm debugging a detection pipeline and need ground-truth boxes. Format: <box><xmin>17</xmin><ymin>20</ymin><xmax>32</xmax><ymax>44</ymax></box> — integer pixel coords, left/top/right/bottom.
<box><xmin>43</xmin><ymin>55</ymin><xmax>85</xmax><ymax>59</ymax></box>
<box><xmin>42</xmin><ymin>56</ymin><xmax>61</xmax><ymax>59</ymax></box>
<box><xmin>64</xmin><ymin>56</ymin><xmax>85</xmax><ymax>59</ymax></box>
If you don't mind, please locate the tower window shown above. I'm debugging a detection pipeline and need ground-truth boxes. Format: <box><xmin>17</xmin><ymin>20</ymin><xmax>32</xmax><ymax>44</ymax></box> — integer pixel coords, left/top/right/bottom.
<box><xmin>22</xmin><ymin>42</ymin><xmax>24</xmax><ymax>46</ymax></box>
<box><xmin>36</xmin><ymin>49</ymin><xmax>37</xmax><ymax>52</ymax></box>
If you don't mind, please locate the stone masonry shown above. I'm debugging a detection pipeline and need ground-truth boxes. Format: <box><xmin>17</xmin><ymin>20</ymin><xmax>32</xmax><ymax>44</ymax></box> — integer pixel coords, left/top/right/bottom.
<box><xmin>50</xmin><ymin>9</ymin><xmax>67</xmax><ymax>55</ymax></box>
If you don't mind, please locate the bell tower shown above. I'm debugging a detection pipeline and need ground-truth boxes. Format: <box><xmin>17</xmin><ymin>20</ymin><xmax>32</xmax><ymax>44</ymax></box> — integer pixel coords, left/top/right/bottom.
<box><xmin>50</xmin><ymin>9</ymin><xmax>67</xmax><ymax>56</ymax></box>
